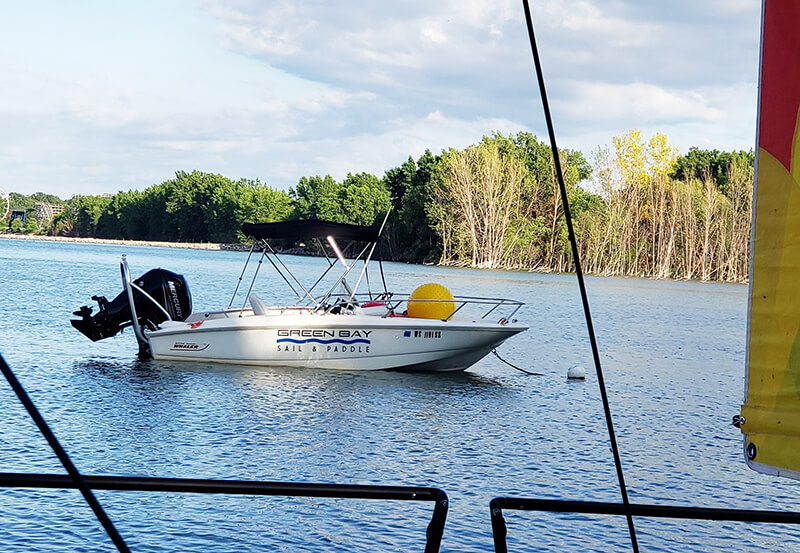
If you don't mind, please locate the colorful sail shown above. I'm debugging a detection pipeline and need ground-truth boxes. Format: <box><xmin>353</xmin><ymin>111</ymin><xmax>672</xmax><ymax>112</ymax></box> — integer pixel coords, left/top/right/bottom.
<box><xmin>739</xmin><ymin>0</ymin><xmax>800</xmax><ymax>479</ymax></box>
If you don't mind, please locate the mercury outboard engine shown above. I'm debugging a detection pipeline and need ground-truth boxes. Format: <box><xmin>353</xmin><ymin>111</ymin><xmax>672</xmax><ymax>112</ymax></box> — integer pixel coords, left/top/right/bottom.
<box><xmin>71</xmin><ymin>267</ymin><xmax>192</xmax><ymax>349</ymax></box>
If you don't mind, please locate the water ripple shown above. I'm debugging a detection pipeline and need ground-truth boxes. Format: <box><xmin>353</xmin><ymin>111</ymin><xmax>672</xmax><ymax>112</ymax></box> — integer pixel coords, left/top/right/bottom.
<box><xmin>0</xmin><ymin>240</ymin><xmax>791</xmax><ymax>551</ymax></box>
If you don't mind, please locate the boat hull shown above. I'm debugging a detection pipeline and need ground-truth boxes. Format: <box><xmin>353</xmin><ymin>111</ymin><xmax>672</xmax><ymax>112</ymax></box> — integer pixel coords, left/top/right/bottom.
<box><xmin>146</xmin><ymin>313</ymin><xmax>526</xmax><ymax>371</ymax></box>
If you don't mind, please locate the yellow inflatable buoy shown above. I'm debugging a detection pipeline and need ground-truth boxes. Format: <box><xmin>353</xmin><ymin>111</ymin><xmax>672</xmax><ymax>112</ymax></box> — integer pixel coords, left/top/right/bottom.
<box><xmin>407</xmin><ymin>283</ymin><xmax>455</xmax><ymax>320</ymax></box>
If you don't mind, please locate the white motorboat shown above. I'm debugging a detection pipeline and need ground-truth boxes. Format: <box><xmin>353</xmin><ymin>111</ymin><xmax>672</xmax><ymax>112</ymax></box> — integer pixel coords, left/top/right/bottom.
<box><xmin>71</xmin><ymin>218</ymin><xmax>527</xmax><ymax>371</ymax></box>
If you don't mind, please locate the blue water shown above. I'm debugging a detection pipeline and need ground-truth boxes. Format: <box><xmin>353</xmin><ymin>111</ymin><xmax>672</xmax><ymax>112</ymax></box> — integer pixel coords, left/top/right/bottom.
<box><xmin>0</xmin><ymin>238</ymin><xmax>796</xmax><ymax>552</ymax></box>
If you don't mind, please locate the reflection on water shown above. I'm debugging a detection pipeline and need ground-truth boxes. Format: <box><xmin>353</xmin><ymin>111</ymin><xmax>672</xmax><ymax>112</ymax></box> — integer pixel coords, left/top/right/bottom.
<box><xmin>0</xmin><ymin>238</ymin><xmax>794</xmax><ymax>552</ymax></box>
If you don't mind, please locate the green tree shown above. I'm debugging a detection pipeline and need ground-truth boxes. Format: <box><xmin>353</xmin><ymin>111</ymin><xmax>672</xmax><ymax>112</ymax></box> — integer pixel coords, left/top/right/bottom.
<box><xmin>64</xmin><ymin>172</ymin><xmax>291</xmax><ymax>242</ymax></box>
<box><xmin>290</xmin><ymin>173</ymin><xmax>390</xmax><ymax>226</ymax></box>
<box><xmin>671</xmin><ymin>147</ymin><xmax>755</xmax><ymax>197</ymax></box>
<box><xmin>398</xmin><ymin>150</ymin><xmax>441</xmax><ymax>263</ymax></box>
<box><xmin>236</xmin><ymin>179</ymin><xmax>292</xmax><ymax>223</ymax></box>
<box><xmin>381</xmin><ymin>157</ymin><xmax>417</xmax><ymax>259</ymax></box>
<box><xmin>337</xmin><ymin>172</ymin><xmax>391</xmax><ymax>226</ymax></box>
<box><xmin>234</xmin><ymin>179</ymin><xmax>293</xmax><ymax>241</ymax></box>
<box><xmin>71</xmin><ymin>195</ymin><xmax>112</xmax><ymax>237</ymax></box>
<box><xmin>50</xmin><ymin>206</ymin><xmax>76</xmax><ymax>236</ymax></box>
<box><xmin>8</xmin><ymin>192</ymin><xmax>35</xmax><ymax>213</ymax></box>
<box><xmin>383</xmin><ymin>157</ymin><xmax>416</xmax><ymax>212</ymax></box>
<box><xmin>23</xmin><ymin>216</ymin><xmax>39</xmax><ymax>234</ymax></box>
<box><xmin>291</xmin><ymin>175</ymin><xmax>340</xmax><ymax>221</ymax></box>
<box><xmin>508</xmin><ymin>131</ymin><xmax>591</xmax><ymax>270</ymax></box>
<box><xmin>163</xmin><ymin>171</ymin><xmax>225</xmax><ymax>241</ymax></box>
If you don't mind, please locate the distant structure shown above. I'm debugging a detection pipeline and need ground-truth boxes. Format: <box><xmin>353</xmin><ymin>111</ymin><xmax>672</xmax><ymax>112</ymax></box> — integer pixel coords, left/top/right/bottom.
<box><xmin>0</xmin><ymin>187</ymin><xmax>8</xmax><ymax>221</ymax></box>
<box><xmin>71</xmin><ymin>193</ymin><xmax>112</xmax><ymax>199</ymax></box>
<box><xmin>9</xmin><ymin>210</ymin><xmax>25</xmax><ymax>224</ymax></box>
<box><xmin>33</xmin><ymin>202</ymin><xmax>65</xmax><ymax>227</ymax></box>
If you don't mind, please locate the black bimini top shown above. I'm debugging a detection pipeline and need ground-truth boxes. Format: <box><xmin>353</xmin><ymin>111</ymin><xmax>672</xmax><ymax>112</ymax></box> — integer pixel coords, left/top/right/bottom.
<box><xmin>242</xmin><ymin>219</ymin><xmax>381</xmax><ymax>242</ymax></box>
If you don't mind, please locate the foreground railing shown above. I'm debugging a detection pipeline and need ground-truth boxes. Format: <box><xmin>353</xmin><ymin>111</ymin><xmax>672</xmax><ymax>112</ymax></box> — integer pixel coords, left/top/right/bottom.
<box><xmin>0</xmin><ymin>472</ymin><xmax>449</xmax><ymax>551</ymax></box>
<box><xmin>489</xmin><ymin>497</ymin><xmax>800</xmax><ymax>553</ymax></box>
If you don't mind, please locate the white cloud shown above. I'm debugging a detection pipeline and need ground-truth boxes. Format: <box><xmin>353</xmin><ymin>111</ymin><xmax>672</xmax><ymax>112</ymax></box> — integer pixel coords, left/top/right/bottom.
<box><xmin>562</xmin><ymin>81</ymin><xmax>727</xmax><ymax>123</ymax></box>
<box><xmin>222</xmin><ymin>24</ymin><xmax>302</xmax><ymax>56</ymax></box>
<box><xmin>0</xmin><ymin>0</ymin><xmax>762</xmax><ymax>198</ymax></box>
<box><xmin>420</xmin><ymin>20</ymin><xmax>448</xmax><ymax>44</ymax></box>
<box><xmin>301</xmin><ymin>110</ymin><xmax>526</xmax><ymax>183</ymax></box>
<box><xmin>554</xmin><ymin>80</ymin><xmax>757</xmax><ymax>157</ymax></box>
<box><xmin>207</xmin><ymin>0</ymin><xmax>528</xmax><ymax>97</ymax></box>
<box><xmin>540</xmin><ymin>0</ymin><xmax>661</xmax><ymax>47</ymax></box>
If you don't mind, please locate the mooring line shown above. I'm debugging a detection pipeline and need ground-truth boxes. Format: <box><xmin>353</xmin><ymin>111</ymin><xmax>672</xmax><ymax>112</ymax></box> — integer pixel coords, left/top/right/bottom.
<box><xmin>0</xmin><ymin>354</ymin><xmax>130</xmax><ymax>552</ymax></box>
<box><xmin>491</xmin><ymin>349</ymin><xmax>543</xmax><ymax>376</ymax></box>
<box><xmin>521</xmin><ymin>2</ymin><xmax>640</xmax><ymax>551</ymax></box>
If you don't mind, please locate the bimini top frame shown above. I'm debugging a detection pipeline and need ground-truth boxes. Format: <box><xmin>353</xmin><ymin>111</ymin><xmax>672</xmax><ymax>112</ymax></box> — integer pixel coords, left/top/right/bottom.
<box><xmin>234</xmin><ymin>216</ymin><xmax>390</xmax><ymax>311</ymax></box>
<box><xmin>242</xmin><ymin>219</ymin><xmax>382</xmax><ymax>243</ymax></box>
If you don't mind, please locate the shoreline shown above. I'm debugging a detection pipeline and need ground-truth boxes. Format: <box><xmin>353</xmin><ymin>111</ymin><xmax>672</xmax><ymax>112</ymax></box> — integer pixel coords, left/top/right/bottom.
<box><xmin>0</xmin><ymin>232</ymin><xmax>748</xmax><ymax>284</ymax></box>
<box><xmin>0</xmin><ymin>232</ymin><xmax>248</xmax><ymax>251</ymax></box>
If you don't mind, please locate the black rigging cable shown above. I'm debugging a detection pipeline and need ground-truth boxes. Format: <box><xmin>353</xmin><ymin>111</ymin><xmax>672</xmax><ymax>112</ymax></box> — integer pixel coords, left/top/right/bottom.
<box><xmin>520</xmin><ymin>2</ymin><xmax>640</xmax><ymax>551</ymax></box>
<box><xmin>0</xmin><ymin>355</ymin><xmax>130</xmax><ymax>552</ymax></box>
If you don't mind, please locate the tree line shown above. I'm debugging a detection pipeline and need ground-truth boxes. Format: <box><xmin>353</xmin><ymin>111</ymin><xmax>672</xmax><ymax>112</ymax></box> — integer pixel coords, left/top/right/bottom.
<box><xmin>3</xmin><ymin>131</ymin><xmax>754</xmax><ymax>282</ymax></box>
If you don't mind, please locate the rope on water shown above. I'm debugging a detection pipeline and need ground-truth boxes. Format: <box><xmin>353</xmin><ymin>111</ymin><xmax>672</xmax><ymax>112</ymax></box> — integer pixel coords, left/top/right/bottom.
<box><xmin>491</xmin><ymin>349</ymin><xmax>542</xmax><ymax>376</ymax></box>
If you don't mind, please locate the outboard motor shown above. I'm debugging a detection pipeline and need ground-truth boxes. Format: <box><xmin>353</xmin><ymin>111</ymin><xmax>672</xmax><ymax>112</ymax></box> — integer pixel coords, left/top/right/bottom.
<box><xmin>71</xmin><ymin>267</ymin><xmax>192</xmax><ymax>345</ymax></box>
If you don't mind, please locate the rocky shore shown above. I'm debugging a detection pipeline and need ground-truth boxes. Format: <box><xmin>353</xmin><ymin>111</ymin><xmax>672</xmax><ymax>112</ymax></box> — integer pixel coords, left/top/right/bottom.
<box><xmin>0</xmin><ymin>233</ymin><xmax>250</xmax><ymax>251</ymax></box>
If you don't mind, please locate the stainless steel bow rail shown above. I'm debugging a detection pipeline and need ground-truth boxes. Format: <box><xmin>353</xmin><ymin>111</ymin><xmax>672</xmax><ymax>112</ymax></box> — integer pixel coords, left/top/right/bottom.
<box><xmin>0</xmin><ymin>354</ymin><xmax>448</xmax><ymax>552</ymax></box>
<box><xmin>488</xmin><ymin>497</ymin><xmax>800</xmax><ymax>552</ymax></box>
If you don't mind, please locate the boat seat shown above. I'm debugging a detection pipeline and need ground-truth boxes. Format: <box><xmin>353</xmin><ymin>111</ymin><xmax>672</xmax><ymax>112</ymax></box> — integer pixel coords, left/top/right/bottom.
<box><xmin>249</xmin><ymin>293</ymin><xmax>269</xmax><ymax>316</ymax></box>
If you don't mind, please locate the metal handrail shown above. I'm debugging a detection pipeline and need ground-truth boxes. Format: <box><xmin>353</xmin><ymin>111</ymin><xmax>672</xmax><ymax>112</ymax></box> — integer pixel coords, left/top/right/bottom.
<box><xmin>0</xmin><ymin>472</ymin><xmax>448</xmax><ymax>552</ymax></box>
<box><xmin>302</xmin><ymin>293</ymin><xmax>524</xmax><ymax>322</ymax></box>
<box><xmin>319</xmin><ymin>293</ymin><xmax>523</xmax><ymax>308</ymax></box>
<box><xmin>489</xmin><ymin>497</ymin><xmax>800</xmax><ymax>553</ymax></box>
<box><xmin>388</xmin><ymin>294</ymin><xmax>524</xmax><ymax>321</ymax></box>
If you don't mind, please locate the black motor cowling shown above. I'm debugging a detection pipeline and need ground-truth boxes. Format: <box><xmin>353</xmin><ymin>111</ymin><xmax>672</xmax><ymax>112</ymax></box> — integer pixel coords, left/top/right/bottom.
<box><xmin>71</xmin><ymin>268</ymin><xmax>192</xmax><ymax>342</ymax></box>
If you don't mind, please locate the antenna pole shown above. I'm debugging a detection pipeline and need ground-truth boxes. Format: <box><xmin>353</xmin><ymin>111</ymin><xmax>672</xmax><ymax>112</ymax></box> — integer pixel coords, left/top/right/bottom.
<box><xmin>521</xmin><ymin>1</ymin><xmax>640</xmax><ymax>551</ymax></box>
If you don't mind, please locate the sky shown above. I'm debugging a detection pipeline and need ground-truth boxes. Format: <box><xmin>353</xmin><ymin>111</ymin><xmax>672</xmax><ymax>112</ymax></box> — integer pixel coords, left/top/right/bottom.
<box><xmin>0</xmin><ymin>0</ymin><xmax>761</xmax><ymax>198</ymax></box>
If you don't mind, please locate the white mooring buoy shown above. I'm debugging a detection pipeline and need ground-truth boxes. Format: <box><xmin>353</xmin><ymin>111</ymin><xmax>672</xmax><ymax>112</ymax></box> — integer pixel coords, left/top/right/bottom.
<box><xmin>567</xmin><ymin>365</ymin><xmax>586</xmax><ymax>380</ymax></box>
